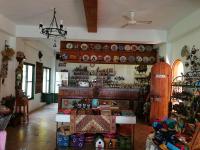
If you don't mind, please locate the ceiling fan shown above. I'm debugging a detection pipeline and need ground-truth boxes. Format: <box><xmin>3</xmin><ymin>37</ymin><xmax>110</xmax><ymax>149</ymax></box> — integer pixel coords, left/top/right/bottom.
<box><xmin>121</xmin><ymin>11</ymin><xmax>152</xmax><ymax>28</ymax></box>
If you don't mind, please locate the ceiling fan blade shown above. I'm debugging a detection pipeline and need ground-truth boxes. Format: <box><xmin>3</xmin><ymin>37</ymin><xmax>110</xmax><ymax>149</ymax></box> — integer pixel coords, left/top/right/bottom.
<box><xmin>136</xmin><ymin>20</ymin><xmax>152</xmax><ymax>24</ymax></box>
<box><xmin>122</xmin><ymin>15</ymin><xmax>130</xmax><ymax>21</ymax></box>
<box><xmin>121</xmin><ymin>23</ymin><xmax>129</xmax><ymax>28</ymax></box>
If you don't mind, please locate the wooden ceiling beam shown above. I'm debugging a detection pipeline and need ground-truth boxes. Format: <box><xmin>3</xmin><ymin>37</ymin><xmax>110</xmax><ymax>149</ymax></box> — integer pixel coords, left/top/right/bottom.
<box><xmin>83</xmin><ymin>0</ymin><xmax>98</xmax><ymax>32</ymax></box>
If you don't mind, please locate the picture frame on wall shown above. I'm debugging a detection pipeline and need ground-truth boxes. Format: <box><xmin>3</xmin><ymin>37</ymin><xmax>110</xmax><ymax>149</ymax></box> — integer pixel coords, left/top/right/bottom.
<box><xmin>61</xmin><ymin>98</ymin><xmax>69</xmax><ymax>109</ymax></box>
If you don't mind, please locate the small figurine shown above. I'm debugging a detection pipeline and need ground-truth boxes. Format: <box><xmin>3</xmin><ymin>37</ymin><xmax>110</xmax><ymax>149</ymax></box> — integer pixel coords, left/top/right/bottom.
<box><xmin>95</xmin><ymin>136</ymin><xmax>104</xmax><ymax>149</ymax></box>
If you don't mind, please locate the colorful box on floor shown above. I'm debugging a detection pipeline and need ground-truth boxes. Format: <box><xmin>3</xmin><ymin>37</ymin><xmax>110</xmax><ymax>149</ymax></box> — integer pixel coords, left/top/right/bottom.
<box><xmin>57</xmin><ymin>132</ymin><xmax>70</xmax><ymax>147</ymax></box>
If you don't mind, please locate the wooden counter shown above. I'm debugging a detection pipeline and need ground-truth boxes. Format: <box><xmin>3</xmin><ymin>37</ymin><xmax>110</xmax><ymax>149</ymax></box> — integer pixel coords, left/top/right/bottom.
<box><xmin>59</xmin><ymin>87</ymin><xmax>141</xmax><ymax>100</ymax></box>
<box><xmin>58</xmin><ymin>87</ymin><xmax>144</xmax><ymax>110</ymax></box>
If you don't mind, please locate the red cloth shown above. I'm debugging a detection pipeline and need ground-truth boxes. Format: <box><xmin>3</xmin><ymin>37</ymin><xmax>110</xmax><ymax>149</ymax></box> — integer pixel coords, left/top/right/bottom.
<box><xmin>70</xmin><ymin>115</ymin><xmax>116</xmax><ymax>133</ymax></box>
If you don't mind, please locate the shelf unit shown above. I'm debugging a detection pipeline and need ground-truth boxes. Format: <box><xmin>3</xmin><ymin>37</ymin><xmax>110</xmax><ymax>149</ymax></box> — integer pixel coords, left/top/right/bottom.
<box><xmin>170</xmin><ymin>71</ymin><xmax>200</xmax><ymax>122</ymax></box>
<box><xmin>60</xmin><ymin>41</ymin><xmax>157</xmax><ymax>65</ymax></box>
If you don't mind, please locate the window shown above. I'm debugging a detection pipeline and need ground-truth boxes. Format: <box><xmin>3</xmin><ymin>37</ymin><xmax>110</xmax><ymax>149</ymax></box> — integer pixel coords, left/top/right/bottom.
<box><xmin>55</xmin><ymin>72</ymin><xmax>68</xmax><ymax>93</ymax></box>
<box><xmin>22</xmin><ymin>63</ymin><xmax>35</xmax><ymax>99</ymax></box>
<box><xmin>43</xmin><ymin>67</ymin><xmax>51</xmax><ymax>93</ymax></box>
<box><xmin>172</xmin><ymin>59</ymin><xmax>184</xmax><ymax>80</ymax></box>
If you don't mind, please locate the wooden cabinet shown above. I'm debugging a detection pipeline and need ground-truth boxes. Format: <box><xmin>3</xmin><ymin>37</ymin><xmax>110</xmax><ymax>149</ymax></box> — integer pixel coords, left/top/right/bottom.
<box><xmin>58</xmin><ymin>87</ymin><xmax>143</xmax><ymax>110</ymax></box>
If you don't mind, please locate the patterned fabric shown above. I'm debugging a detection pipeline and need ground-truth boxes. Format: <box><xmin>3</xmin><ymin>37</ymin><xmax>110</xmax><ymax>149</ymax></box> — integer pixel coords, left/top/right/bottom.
<box><xmin>70</xmin><ymin>115</ymin><xmax>116</xmax><ymax>133</ymax></box>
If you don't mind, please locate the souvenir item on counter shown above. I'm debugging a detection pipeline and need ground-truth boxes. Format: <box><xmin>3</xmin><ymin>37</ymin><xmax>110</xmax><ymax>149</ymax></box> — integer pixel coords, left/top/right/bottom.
<box><xmin>124</xmin><ymin>44</ymin><xmax>131</xmax><ymax>51</ymax></box>
<box><xmin>94</xmin><ymin>44</ymin><xmax>102</xmax><ymax>50</ymax></box>
<box><xmin>128</xmin><ymin>55</ymin><xmax>135</xmax><ymax>63</ymax></box>
<box><xmin>95</xmin><ymin>136</ymin><xmax>105</xmax><ymax>149</ymax></box>
<box><xmin>103</xmin><ymin>44</ymin><xmax>109</xmax><ymax>51</ymax></box>
<box><xmin>82</xmin><ymin>54</ymin><xmax>89</xmax><ymax>61</ymax></box>
<box><xmin>131</xmin><ymin>45</ymin><xmax>137</xmax><ymax>51</ymax></box>
<box><xmin>111</xmin><ymin>44</ymin><xmax>118</xmax><ymax>51</ymax></box>
<box><xmin>71</xmin><ymin>134</ymin><xmax>85</xmax><ymax>148</ymax></box>
<box><xmin>70</xmin><ymin>115</ymin><xmax>116</xmax><ymax>133</ymax></box>
<box><xmin>66</xmin><ymin>42</ymin><xmax>73</xmax><ymax>49</ymax></box>
<box><xmin>120</xmin><ymin>56</ymin><xmax>127</xmax><ymax>63</ymax></box>
<box><xmin>113</xmin><ymin>56</ymin><xmax>119</xmax><ymax>63</ymax></box>
<box><xmin>90</xmin><ymin>55</ymin><xmax>97</xmax><ymax>62</ymax></box>
<box><xmin>80</xmin><ymin>43</ymin><xmax>88</xmax><ymax>50</ymax></box>
<box><xmin>104</xmin><ymin>55</ymin><xmax>112</xmax><ymax>62</ymax></box>
<box><xmin>118</xmin><ymin>44</ymin><xmax>124</xmax><ymax>51</ymax></box>
<box><xmin>85</xmin><ymin>133</ymin><xmax>95</xmax><ymax>143</ymax></box>
<box><xmin>145</xmin><ymin>45</ymin><xmax>153</xmax><ymax>52</ymax></box>
<box><xmin>137</xmin><ymin>45</ymin><xmax>145</xmax><ymax>52</ymax></box>
<box><xmin>92</xmin><ymin>98</ymin><xmax>99</xmax><ymax>108</ymax></box>
<box><xmin>119</xmin><ymin>136</ymin><xmax>131</xmax><ymax>149</ymax></box>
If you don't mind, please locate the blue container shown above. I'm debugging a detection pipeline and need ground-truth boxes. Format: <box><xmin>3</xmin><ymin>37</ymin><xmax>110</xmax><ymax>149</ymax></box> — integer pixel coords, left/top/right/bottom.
<box><xmin>57</xmin><ymin>132</ymin><xmax>70</xmax><ymax>147</ymax></box>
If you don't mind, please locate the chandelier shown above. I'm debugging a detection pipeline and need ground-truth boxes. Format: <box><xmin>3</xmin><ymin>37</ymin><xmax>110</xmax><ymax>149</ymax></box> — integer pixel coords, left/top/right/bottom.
<box><xmin>39</xmin><ymin>8</ymin><xmax>67</xmax><ymax>38</ymax></box>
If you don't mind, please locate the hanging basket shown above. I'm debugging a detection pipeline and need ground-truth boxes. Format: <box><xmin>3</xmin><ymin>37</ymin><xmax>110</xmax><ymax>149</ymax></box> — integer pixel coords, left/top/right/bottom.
<box><xmin>1</xmin><ymin>48</ymin><xmax>15</xmax><ymax>61</ymax></box>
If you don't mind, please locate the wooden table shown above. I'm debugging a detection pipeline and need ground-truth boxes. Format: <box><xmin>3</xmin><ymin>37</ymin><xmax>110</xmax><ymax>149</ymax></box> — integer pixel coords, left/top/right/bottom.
<box><xmin>55</xmin><ymin>114</ymin><xmax>136</xmax><ymax>149</ymax></box>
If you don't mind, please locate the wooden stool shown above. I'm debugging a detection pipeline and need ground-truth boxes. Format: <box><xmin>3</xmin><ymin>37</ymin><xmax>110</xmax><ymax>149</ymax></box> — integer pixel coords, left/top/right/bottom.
<box><xmin>16</xmin><ymin>97</ymin><xmax>29</xmax><ymax>123</ymax></box>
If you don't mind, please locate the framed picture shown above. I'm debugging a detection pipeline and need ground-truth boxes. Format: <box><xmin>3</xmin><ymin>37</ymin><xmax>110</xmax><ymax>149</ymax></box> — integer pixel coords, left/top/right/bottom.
<box><xmin>61</xmin><ymin>98</ymin><xmax>69</xmax><ymax>109</ymax></box>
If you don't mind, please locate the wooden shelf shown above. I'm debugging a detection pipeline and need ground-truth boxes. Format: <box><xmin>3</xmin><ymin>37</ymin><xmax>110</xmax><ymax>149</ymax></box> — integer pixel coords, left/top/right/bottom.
<box><xmin>60</xmin><ymin>41</ymin><xmax>157</xmax><ymax>65</ymax></box>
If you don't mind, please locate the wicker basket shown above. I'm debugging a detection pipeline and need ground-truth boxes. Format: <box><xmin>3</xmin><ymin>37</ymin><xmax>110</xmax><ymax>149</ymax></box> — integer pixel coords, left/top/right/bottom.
<box><xmin>0</xmin><ymin>114</ymin><xmax>12</xmax><ymax>130</ymax></box>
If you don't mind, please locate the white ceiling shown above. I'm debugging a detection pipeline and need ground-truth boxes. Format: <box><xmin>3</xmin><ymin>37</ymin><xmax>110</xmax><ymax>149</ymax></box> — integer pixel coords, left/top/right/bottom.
<box><xmin>0</xmin><ymin>0</ymin><xmax>200</xmax><ymax>30</ymax></box>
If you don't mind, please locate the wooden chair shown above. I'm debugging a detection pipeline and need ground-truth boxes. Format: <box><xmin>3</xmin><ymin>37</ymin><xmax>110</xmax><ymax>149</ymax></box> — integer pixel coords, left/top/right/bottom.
<box><xmin>16</xmin><ymin>97</ymin><xmax>29</xmax><ymax>123</ymax></box>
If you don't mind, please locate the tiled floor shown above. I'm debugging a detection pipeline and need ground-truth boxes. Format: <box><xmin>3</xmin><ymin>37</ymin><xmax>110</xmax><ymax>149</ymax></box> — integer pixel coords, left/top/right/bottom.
<box><xmin>6</xmin><ymin>104</ymin><xmax>153</xmax><ymax>150</ymax></box>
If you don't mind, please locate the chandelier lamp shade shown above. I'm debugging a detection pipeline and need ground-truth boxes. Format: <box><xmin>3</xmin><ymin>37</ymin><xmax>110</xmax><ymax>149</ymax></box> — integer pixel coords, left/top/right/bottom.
<box><xmin>39</xmin><ymin>8</ymin><xmax>67</xmax><ymax>38</ymax></box>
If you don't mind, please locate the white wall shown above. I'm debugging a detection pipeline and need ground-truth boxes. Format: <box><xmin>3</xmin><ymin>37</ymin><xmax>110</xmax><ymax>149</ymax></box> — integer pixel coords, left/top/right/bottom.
<box><xmin>16</xmin><ymin>38</ymin><xmax>56</xmax><ymax>112</ymax></box>
<box><xmin>165</xmin><ymin>8</ymin><xmax>200</xmax><ymax>72</ymax></box>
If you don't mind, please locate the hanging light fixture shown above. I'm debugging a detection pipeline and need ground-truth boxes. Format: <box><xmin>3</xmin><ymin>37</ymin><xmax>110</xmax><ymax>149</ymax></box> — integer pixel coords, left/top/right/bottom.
<box><xmin>39</xmin><ymin>8</ymin><xmax>67</xmax><ymax>38</ymax></box>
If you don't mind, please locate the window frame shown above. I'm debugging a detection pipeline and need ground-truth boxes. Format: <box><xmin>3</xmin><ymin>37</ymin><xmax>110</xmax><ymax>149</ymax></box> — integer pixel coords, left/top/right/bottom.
<box><xmin>23</xmin><ymin>62</ymin><xmax>35</xmax><ymax>100</ymax></box>
<box><xmin>42</xmin><ymin>67</ymin><xmax>51</xmax><ymax>93</ymax></box>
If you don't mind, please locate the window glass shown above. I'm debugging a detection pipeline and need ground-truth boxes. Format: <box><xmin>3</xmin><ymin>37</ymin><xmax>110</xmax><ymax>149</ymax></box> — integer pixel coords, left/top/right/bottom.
<box><xmin>22</xmin><ymin>63</ymin><xmax>35</xmax><ymax>99</ymax></box>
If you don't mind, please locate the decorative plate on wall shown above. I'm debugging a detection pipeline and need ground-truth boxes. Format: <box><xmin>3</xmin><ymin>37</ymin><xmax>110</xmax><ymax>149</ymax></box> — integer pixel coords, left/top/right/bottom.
<box><xmin>94</xmin><ymin>44</ymin><xmax>102</xmax><ymax>50</ymax></box>
<box><xmin>111</xmin><ymin>44</ymin><xmax>118</xmax><ymax>51</ymax></box>
<box><xmin>113</xmin><ymin>56</ymin><xmax>119</xmax><ymax>62</ymax></box>
<box><xmin>82</xmin><ymin>54</ymin><xmax>89</xmax><ymax>61</ymax></box>
<box><xmin>90</xmin><ymin>55</ymin><xmax>97</xmax><ymax>62</ymax></box>
<box><xmin>98</xmin><ymin>55</ymin><xmax>103</xmax><ymax>61</ymax></box>
<box><xmin>81</xmin><ymin>43</ymin><xmax>88</xmax><ymax>50</ymax></box>
<box><xmin>120</xmin><ymin>56</ymin><xmax>127</xmax><ymax>63</ymax></box>
<box><xmin>149</xmin><ymin>56</ymin><xmax>156</xmax><ymax>63</ymax></box>
<box><xmin>125</xmin><ymin>45</ymin><xmax>131</xmax><ymax>51</ymax></box>
<box><xmin>143</xmin><ymin>56</ymin><xmax>149</xmax><ymax>63</ymax></box>
<box><xmin>103</xmin><ymin>44</ymin><xmax>109</xmax><ymax>51</ymax></box>
<box><xmin>131</xmin><ymin>45</ymin><xmax>137</xmax><ymax>51</ymax></box>
<box><xmin>137</xmin><ymin>45</ymin><xmax>145</xmax><ymax>52</ymax></box>
<box><xmin>89</xmin><ymin>44</ymin><xmax>95</xmax><ymax>50</ymax></box>
<box><xmin>136</xmin><ymin>56</ymin><xmax>143</xmax><ymax>63</ymax></box>
<box><xmin>118</xmin><ymin>44</ymin><xmax>124</xmax><ymax>51</ymax></box>
<box><xmin>66</xmin><ymin>43</ymin><xmax>73</xmax><ymax>49</ymax></box>
<box><xmin>104</xmin><ymin>55</ymin><xmax>111</xmax><ymax>62</ymax></box>
<box><xmin>128</xmin><ymin>56</ymin><xmax>135</xmax><ymax>63</ymax></box>
<box><xmin>145</xmin><ymin>45</ymin><xmax>153</xmax><ymax>52</ymax></box>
